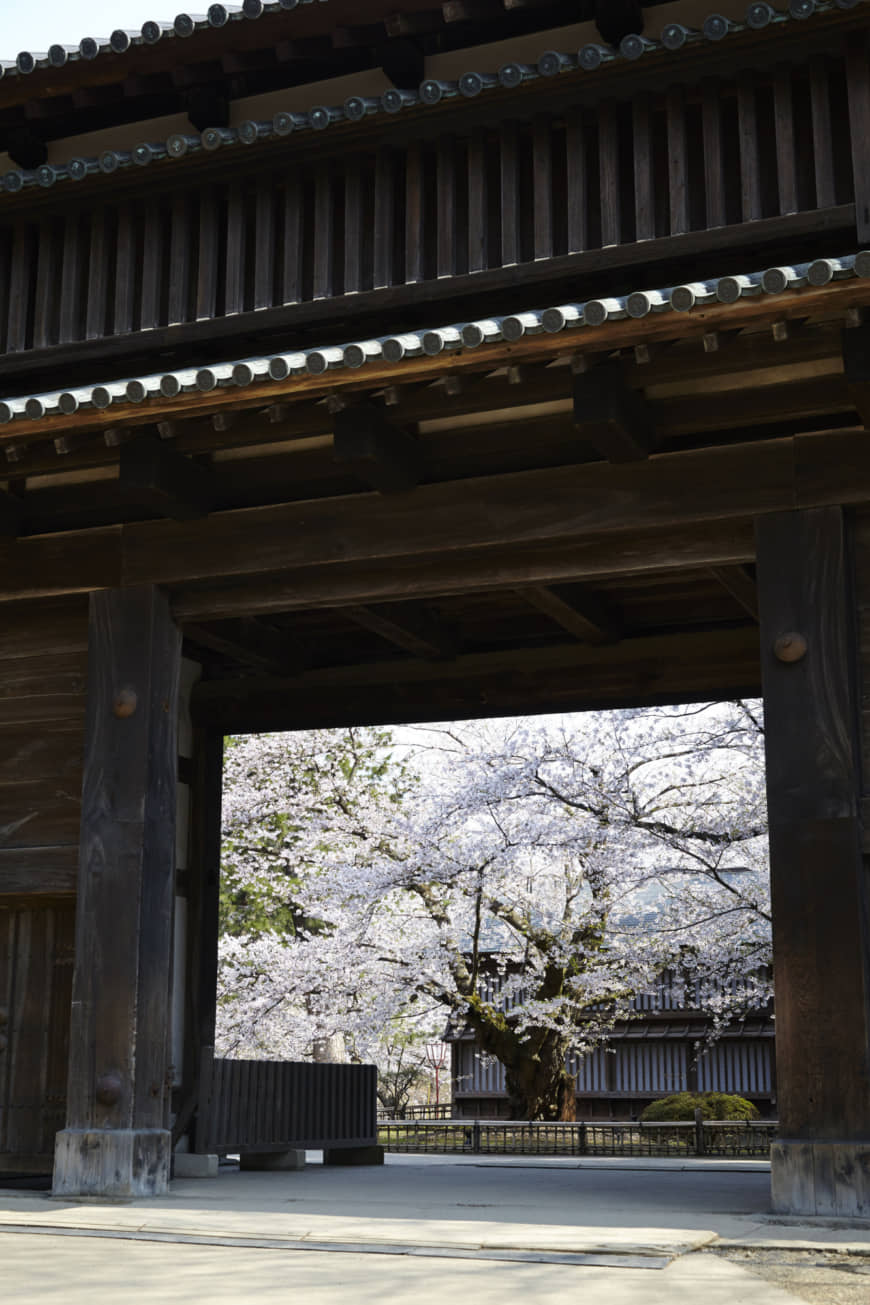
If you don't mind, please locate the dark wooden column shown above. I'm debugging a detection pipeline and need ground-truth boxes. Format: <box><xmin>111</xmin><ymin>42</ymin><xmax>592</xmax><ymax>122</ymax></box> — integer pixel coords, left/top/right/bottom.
<box><xmin>53</xmin><ymin>586</ymin><xmax>181</xmax><ymax>1197</ymax></box>
<box><xmin>756</xmin><ymin>508</ymin><xmax>870</xmax><ymax>1216</ymax></box>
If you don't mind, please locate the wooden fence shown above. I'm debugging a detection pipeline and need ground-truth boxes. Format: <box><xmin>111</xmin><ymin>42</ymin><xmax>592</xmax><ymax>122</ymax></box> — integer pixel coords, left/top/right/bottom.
<box><xmin>195</xmin><ymin>1048</ymin><xmax>377</xmax><ymax>1156</ymax></box>
<box><xmin>378</xmin><ymin>1119</ymin><xmax>777</xmax><ymax>1158</ymax></box>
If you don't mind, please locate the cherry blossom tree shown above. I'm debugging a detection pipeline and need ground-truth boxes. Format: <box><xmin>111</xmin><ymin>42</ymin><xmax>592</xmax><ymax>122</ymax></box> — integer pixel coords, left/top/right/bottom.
<box><xmin>217</xmin><ymin>703</ymin><xmax>771</xmax><ymax>1119</ymax></box>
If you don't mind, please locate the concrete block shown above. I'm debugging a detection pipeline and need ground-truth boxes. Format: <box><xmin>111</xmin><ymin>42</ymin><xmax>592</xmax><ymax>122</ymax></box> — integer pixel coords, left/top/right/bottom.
<box><xmin>173</xmin><ymin>1152</ymin><xmax>219</xmax><ymax>1179</ymax></box>
<box><xmin>53</xmin><ymin>1128</ymin><xmax>171</xmax><ymax>1198</ymax></box>
<box><xmin>240</xmin><ymin>1150</ymin><xmax>306</xmax><ymax>1171</ymax></box>
<box><xmin>772</xmin><ymin>1140</ymin><xmax>870</xmax><ymax>1216</ymax></box>
<box><xmin>323</xmin><ymin>1145</ymin><xmax>385</xmax><ymax>1166</ymax></box>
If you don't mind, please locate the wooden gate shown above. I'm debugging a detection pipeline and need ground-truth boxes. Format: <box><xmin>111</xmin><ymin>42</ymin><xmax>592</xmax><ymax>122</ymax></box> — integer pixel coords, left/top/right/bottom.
<box><xmin>0</xmin><ymin>900</ymin><xmax>74</xmax><ymax>1174</ymax></box>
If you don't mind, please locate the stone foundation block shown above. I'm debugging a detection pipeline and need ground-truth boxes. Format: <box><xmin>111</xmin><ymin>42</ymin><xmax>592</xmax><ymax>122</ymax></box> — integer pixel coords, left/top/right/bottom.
<box><xmin>53</xmin><ymin>1128</ymin><xmax>171</xmax><ymax>1198</ymax></box>
<box><xmin>240</xmin><ymin>1150</ymin><xmax>306</xmax><ymax>1171</ymax></box>
<box><xmin>323</xmin><ymin>1145</ymin><xmax>384</xmax><ymax>1166</ymax></box>
<box><xmin>771</xmin><ymin>1140</ymin><xmax>870</xmax><ymax>1216</ymax></box>
<box><xmin>173</xmin><ymin>1152</ymin><xmax>219</xmax><ymax>1179</ymax></box>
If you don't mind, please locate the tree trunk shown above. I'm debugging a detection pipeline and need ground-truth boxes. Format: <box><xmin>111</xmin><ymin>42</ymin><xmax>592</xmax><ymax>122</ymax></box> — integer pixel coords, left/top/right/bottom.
<box><xmin>501</xmin><ymin>1033</ymin><xmax>576</xmax><ymax>1121</ymax></box>
<box><xmin>312</xmin><ymin>1032</ymin><xmax>348</xmax><ymax>1063</ymax></box>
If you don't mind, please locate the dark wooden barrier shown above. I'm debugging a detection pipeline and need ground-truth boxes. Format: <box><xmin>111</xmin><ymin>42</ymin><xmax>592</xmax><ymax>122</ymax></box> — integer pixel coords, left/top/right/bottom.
<box><xmin>195</xmin><ymin>1047</ymin><xmax>377</xmax><ymax>1156</ymax></box>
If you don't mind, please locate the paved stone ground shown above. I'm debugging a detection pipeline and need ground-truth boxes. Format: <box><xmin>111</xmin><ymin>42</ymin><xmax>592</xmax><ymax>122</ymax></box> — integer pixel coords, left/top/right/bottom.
<box><xmin>707</xmin><ymin>1246</ymin><xmax>870</xmax><ymax>1305</ymax></box>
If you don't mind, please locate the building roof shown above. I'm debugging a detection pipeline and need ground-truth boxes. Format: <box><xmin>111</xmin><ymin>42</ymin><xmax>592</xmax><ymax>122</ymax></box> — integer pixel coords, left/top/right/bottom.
<box><xmin>0</xmin><ymin>249</ymin><xmax>864</xmax><ymax>430</ymax></box>
<box><xmin>0</xmin><ymin>0</ymin><xmax>862</xmax><ymax>195</ymax></box>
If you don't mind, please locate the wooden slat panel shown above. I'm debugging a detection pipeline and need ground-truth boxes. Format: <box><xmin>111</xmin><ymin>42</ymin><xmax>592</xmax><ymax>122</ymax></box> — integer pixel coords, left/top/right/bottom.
<box><xmin>0</xmin><ymin>229</ymin><xmax>10</xmax><ymax>355</ymax></box>
<box><xmin>6</xmin><ymin>225</ymin><xmax>31</xmax><ymax>354</ymax></box>
<box><xmin>139</xmin><ymin>199</ymin><xmax>164</xmax><ymax>330</ymax></box>
<box><xmin>373</xmin><ymin>148</ymin><xmax>395</xmax><ymax>290</ymax></box>
<box><xmin>225</xmin><ymin>185</ymin><xmax>246</xmax><ymax>315</ymax></box>
<box><xmin>810</xmin><ymin>55</ymin><xmax>836</xmax><ymax>210</ymax></box>
<box><xmin>633</xmin><ymin>93</ymin><xmax>655</xmax><ymax>242</ymax></box>
<box><xmin>702</xmin><ymin>77</ymin><xmax>727</xmax><ymax>229</ymax></box>
<box><xmin>500</xmin><ymin>121</ymin><xmax>521</xmax><ymax>265</ymax></box>
<box><xmin>58</xmin><ymin>215</ymin><xmax>83</xmax><ymax>344</ymax></box>
<box><xmin>468</xmin><ymin>128</ymin><xmax>488</xmax><ymax>273</ymax></box>
<box><xmin>85</xmin><ymin>210</ymin><xmax>109</xmax><ymax>341</ymax></box>
<box><xmin>566</xmin><ymin>107</ymin><xmax>587</xmax><ymax>254</ymax></box>
<box><xmin>667</xmin><ymin>85</ymin><xmax>689</xmax><ymax>235</ymax></box>
<box><xmin>533</xmin><ymin>115</ymin><xmax>553</xmax><ymax>261</ymax></box>
<box><xmin>196</xmin><ymin>187</ymin><xmax>219</xmax><ymax>322</ymax></box>
<box><xmin>774</xmin><ymin>64</ymin><xmax>799</xmax><ymax>216</ymax></box>
<box><xmin>599</xmin><ymin>100</ymin><xmax>621</xmax><ymax>246</ymax></box>
<box><xmin>168</xmin><ymin>192</ymin><xmax>193</xmax><ymax>326</ymax></box>
<box><xmin>282</xmin><ymin>181</ymin><xmax>303</xmax><ymax>305</ymax></box>
<box><xmin>113</xmin><ymin>204</ymin><xmax>135</xmax><ymax>337</ymax></box>
<box><xmin>343</xmin><ymin>159</ymin><xmax>362</xmax><ymax>294</ymax></box>
<box><xmin>33</xmin><ymin>220</ymin><xmax>60</xmax><ymax>351</ymax></box>
<box><xmin>436</xmin><ymin>136</ymin><xmax>456</xmax><ymax>279</ymax></box>
<box><xmin>253</xmin><ymin>177</ymin><xmax>275</xmax><ymax>310</ymax></box>
<box><xmin>846</xmin><ymin>34</ymin><xmax>870</xmax><ymax>242</ymax></box>
<box><xmin>738</xmin><ymin>70</ymin><xmax>763</xmax><ymax>222</ymax></box>
<box><xmin>405</xmin><ymin>141</ymin><xmax>424</xmax><ymax>284</ymax></box>
<box><xmin>313</xmin><ymin>165</ymin><xmax>335</xmax><ymax>301</ymax></box>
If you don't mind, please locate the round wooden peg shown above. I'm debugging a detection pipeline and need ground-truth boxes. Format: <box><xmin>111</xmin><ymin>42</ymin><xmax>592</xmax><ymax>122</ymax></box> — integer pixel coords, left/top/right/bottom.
<box><xmin>95</xmin><ymin>1071</ymin><xmax>122</xmax><ymax>1106</ymax></box>
<box><xmin>112</xmin><ymin>687</ymin><xmax>138</xmax><ymax>718</ymax></box>
<box><xmin>774</xmin><ymin>631</ymin><xmax>808</xmax><ymax>663</ymax></box>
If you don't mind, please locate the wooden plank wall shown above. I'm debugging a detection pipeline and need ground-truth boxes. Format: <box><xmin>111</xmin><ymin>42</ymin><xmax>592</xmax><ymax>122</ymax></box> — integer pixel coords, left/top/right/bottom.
<box><xmin>0</xmin><ymin>595</ymin><xmax>86</xmax><ymax>1171</ymax></box>
<box><xmin>0</xmin><ymin>50</ymin><xmax>852</xmax><ymax>357</ymax></box>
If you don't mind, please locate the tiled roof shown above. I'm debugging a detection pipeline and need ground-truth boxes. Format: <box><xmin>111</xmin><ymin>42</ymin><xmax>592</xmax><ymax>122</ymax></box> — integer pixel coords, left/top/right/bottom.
<box><xmin>0</xmin><ymin>250</ymin><xmax>865</xmax><ymax>427</ymax></box>
<box><xmin>1</xmin><ymin>0</ymin><xmax>864</xmax><ymax>197</ymax></box>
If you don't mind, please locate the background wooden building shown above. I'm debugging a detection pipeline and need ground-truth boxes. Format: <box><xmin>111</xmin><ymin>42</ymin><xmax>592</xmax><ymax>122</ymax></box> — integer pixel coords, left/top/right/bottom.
<box><xmin>1</xmin><ymin>0</ymin><xmax>870</xmax><ymax>1213</ymax></box>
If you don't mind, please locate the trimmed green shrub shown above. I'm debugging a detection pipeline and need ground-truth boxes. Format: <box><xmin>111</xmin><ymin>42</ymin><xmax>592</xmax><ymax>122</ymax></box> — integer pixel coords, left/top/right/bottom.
<box><xmin>640</xmin><ymin>1091</ymin><xmax>760</xmax><ymax>1122</ymax></box>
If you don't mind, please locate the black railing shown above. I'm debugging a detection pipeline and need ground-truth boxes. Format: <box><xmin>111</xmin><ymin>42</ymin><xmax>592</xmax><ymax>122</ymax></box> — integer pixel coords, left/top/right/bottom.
<box><xmin>196</xmin><ymin>1047</ymin><xmax>377</xmax><ymax>1155</ymax></box>
<box><xmin>377</xmin><ymin>1103</ymin><xmax>453</xmax><ymax>1121</ymax></box>
<box><xmin>378</xmin><ymin>1119</ymin><xmax>777</xmax><ymax>1158</ymax></box>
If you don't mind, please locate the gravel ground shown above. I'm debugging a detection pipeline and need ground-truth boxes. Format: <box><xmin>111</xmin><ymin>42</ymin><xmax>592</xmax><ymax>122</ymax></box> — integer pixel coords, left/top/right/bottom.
<box><xmin>706</xmin><ymin>1247</ymin><xmax>870</xmax><ymax>1304</ymax></box>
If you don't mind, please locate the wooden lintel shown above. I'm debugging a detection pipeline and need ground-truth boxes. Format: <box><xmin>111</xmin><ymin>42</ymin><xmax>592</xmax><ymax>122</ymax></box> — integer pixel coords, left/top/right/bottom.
<box><xmin>190</xmin><ymin>625</ymin><xmax>761</xmax><ymax>734</ymax></box>
<box><xmin>120</xmin><ymin>433</ymin><xmax>214</xmax><ymax>520</ymax></box>
<box><xmin>171</xmin><ymin>519</ymin><xmax>758</xmax><ymax>623</ymax></box>
<box><xmin>332</xmin><ymin>401</ymin><xmax>422</xmax><ymax>494</ymax></box>
<box><xmin>182</xmin><ymin>617</ymin><xmax>304</xmax><ymax>676</ymax></box>
<box><xmin>518</xmin><ymin>585</ymin><xmax>618</xmax><ymax>644</ymax></box>
<box><xmin>708</xmin><ymin>564</ymin><xmax>759</xmax><ymax>620</ymax></box>
<box><xmin>4</xmin><ymin>427</ymin><xmax>870</xmax><ymax>604</ymax></box>
<box><xmin>573</xmin><ymin>360</ymin><xmax>656</xmax><ymax>463</ymax></box>
<box><xmin>345</xmin><ymin>603</ymin><xmax>455</xmax><ymax>659</ymax></box>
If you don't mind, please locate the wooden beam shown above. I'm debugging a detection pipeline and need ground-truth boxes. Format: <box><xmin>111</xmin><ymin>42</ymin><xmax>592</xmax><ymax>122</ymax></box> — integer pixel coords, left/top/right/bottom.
<box><xmin>517</xmin><ymin>585</ymin><xmax>618</xmax><ymax>644</ymax></box>
<box><xmin>182</xmin><ymin>617</ymin><xmax>306</xmax><ymax>675</ymax></box>
<box><xmin>708</xmin><ymin>564</ymin><xmax>758</xmax><ymax>620</ymax></box>
<box><xmin>190</xmin><ymin>626</ymin><xmax>761</xmax><ymax>733</ymax></box>
<box><xmin>573</xmin><ymin>361</ymin><xmax>656</xmax><ymax>462</ymax></box>
<box><xmin>0</xmin><ymin>846</ymin><xmax>78</xmax><ymax>897</ymax></box>
<box><xmin>120</xmin><ymin>433</ymin><xmax>214</xmax><ymax>520</ymax></box>
<box><xmin>171</xmin><ymin>520</ymin><xmax>757</xmax><ymax>622</ymax></box>
<box><xmin>345</xmin><ymin>603</ymin><xmax>456</xmax><ymax>659</ymax></box>
<box><xmin>332</xmin><ymin>401</ymin><xmax>422</xmax><ymax>494</ymax></box>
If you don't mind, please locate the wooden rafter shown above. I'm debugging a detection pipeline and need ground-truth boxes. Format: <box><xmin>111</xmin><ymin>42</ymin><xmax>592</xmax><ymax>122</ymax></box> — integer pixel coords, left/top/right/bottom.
<box><xmin>708</xmin><ymin>565</ymin><xmax>759</xmax><ymax>620</ymax></box>
<box><xmin>344</xmin><ymin>603</ymin><xmax>456</xmax><ymax>659</ymax></box>
<box><xmin>182</xmin><ymin>617</ymin><xmax>305</xmax><ymax>676</ymax></box>
<box><xmin>517</xmin><ymin>585</ymin><xmax>618</xmax><ymax>643</ymax></box>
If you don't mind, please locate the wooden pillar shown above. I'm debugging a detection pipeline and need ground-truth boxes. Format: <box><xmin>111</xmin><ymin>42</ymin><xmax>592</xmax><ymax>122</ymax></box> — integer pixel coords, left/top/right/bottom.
<box><xmin>756</xmin><ymin>508</ymin><xmax>870</xmax><ymax>1216</ymax></box>
<box><xmin>53</xmin><ymin>587</ymin><xmax>181</xmax><ymax>1198</ymax></box>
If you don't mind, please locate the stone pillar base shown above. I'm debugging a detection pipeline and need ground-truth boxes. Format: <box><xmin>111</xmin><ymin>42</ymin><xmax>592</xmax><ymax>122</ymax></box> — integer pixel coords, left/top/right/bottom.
<box><xmin>53</xmin><ymin>1128</ymin><xmax>171</xmax><ymax>1198</ymax></box>
<box><xmin>771</xmin><ymin>1141</ymin><xmax>870</xmax><ymax>1216</ymax></box>
<box><xmin>240</xmin><ymin>1150</ymin><xmax>306</xmax><ymax>1171</ymax></box>
<box><xmin>323</xmin><ymin>1145</ymin><xmax>384</xmax><ymax>1166</ymax></box>
<box><xmin>173</xmin><ymin>1152</ymin><xmax>219</xmax><ymax>1179</ymax></box>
